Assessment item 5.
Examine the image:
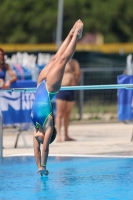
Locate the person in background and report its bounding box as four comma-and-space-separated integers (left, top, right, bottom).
56, 58, 80, 142
31, 20, 83, 176
0, 48, 17, 88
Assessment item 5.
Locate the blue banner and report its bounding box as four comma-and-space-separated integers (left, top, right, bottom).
1, 80, 37, 125
118, 75, 133, 121
1, 91, 35, 124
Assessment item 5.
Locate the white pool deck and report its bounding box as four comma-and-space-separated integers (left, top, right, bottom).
3, 122, 133, 157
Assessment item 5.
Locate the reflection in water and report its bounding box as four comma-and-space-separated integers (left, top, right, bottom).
35, 176, 49, 193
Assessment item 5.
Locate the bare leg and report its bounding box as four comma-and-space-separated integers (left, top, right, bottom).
55, 22, 77, 57
37, 21, 78, 85
46, 21, 83, 92
38, 20, 83, 90
55, 99, 67, 142
63, 101, 75, 141
33, 130, 41, 168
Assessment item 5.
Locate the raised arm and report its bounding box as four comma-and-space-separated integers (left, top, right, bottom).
41, 116, 53, 169
33, 130, 41, 169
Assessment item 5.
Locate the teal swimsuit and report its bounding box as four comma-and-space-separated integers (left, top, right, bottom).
31, 79, 58, 128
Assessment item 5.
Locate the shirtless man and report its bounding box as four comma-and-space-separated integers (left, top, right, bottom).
56, 58, 80, 142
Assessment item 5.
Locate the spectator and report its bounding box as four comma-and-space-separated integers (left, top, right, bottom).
0, 48, 17, 88
56, 58, 81, 142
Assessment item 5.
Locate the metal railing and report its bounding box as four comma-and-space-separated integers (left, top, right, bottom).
78, 66, 125, 120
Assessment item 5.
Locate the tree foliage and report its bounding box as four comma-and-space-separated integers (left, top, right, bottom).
0, 0, 133, 43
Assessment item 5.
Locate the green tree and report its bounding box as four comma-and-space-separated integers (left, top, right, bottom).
0, 0, 57, 43
0, 0, 133, 43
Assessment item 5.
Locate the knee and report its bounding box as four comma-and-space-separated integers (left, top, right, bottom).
56, 111, 64, 119
64, 111, 71, 118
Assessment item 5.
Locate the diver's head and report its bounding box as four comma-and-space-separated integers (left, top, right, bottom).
35, 127, 57, 144
35, 132, 44, 144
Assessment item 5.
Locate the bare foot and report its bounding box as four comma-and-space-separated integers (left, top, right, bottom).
76, 19, 83, 40
70, 19, 83, 37
56, 136, 62, 142
64, 137, 76, 141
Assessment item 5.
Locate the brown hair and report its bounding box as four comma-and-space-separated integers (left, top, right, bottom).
50, 127, 57, 144
0, 48, 5, 62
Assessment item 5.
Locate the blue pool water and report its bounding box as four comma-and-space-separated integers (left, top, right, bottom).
0, 156, 133, 200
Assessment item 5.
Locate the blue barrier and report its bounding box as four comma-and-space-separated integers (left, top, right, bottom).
1, 81, 37, 124
10, 80, 37, 88
118, 75, 133, 121
12, 65, 32, 80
